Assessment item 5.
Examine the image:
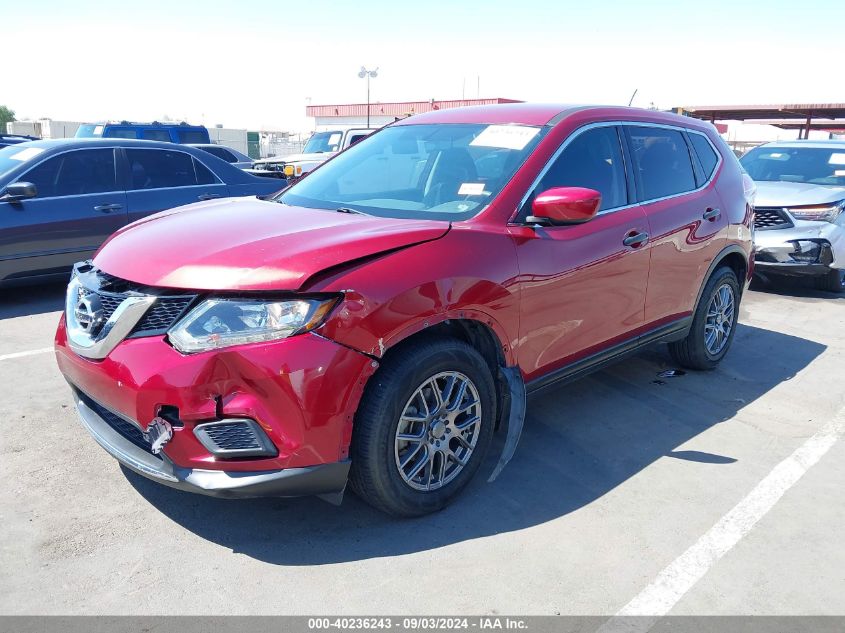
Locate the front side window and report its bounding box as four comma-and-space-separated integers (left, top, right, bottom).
628, 126, 697, 200
740, 146, 845, 186
530, 126, 627, 213
21, 149, 117, 197
104, 128, 138, 139
278, 123, 548, 221
125, 149, 212, 190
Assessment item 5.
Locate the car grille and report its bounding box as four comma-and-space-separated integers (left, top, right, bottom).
753, 207, 793, 230
77, 390, 155, 456
129, 297, 195, 337
74, 264, 197, 339
97, 294, 125, 321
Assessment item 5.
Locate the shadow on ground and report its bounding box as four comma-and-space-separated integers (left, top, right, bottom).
750, 274, 844, 301
0, 282, 67, 319
125, 322, 825, 565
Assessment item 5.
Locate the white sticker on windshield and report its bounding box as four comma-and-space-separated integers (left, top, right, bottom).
470, 125, 539, 151
458, 182, 486, 196
94, 125, 104, 136
828, 153, 845, 165
9, 147, 44, 162
835, 170, 845, 177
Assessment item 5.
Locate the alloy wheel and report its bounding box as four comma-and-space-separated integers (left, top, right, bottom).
394, 371, 482, 491
704, 283, 735, 355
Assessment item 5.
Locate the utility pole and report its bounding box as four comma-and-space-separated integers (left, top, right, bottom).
358, 66, 379, 128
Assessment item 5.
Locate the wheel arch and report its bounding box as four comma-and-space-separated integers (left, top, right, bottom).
367, 315, 526, 481
694, 245, 749, 313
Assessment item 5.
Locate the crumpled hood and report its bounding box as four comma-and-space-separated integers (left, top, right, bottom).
254, 152, 334, 166
94, 197, 450, 291
753, 181, 845, 207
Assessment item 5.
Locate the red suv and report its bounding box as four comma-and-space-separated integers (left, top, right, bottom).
55, 105, 754, 517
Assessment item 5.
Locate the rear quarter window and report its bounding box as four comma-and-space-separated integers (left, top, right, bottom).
689, 132, 720, 179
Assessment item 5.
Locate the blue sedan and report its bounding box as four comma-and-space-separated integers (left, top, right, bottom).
0, 139, 286, 286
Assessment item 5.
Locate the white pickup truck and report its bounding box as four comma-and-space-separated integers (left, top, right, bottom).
254, 128, 376, 181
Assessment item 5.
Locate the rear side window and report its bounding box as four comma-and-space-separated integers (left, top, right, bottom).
125, 149, 216, 189
177, 130, 209, 144
627, 127, 697, 200
689, 132, 719, 179
22, 149, 117, 197
202, 146, 237, 162
534, 126, 628, 211
347, 133, 369, 147
141, 129, 171, 142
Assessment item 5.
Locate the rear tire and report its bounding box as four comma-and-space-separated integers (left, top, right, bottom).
813, 268, 845, 294
349, 338, 496, 517
669, 266, 740, 370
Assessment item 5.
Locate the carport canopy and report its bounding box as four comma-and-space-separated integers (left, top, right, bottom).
676, 103, 845, 138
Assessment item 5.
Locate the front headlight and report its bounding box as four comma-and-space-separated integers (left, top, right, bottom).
788, 200, 845, 223
168, 297, 337, 353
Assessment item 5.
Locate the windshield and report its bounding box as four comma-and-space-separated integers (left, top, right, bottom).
740, 145, 845, 186
0, 143, 47, 179
75, 124, 102, 138
303, 131, 344, 154
278, 123, 548, 221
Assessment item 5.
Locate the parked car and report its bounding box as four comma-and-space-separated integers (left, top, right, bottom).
0, 139, 284, 286
76, 121, 210, 144
0, 134, 40, 148
55, 105, 753, 516
187, 144, 254, 169
740, 140, 845, 292
253, 128, 375, 181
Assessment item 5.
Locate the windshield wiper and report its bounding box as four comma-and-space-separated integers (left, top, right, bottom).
336, 207, 369, 215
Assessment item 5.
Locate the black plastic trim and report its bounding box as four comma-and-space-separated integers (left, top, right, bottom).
526, 317, 692, 397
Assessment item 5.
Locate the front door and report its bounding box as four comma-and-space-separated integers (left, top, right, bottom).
512, 125, 651, 382
0, 148, 127, 281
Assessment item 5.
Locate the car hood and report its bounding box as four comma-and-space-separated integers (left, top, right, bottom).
753, 181, 845, 207
93, 197, 450, 291
254, 152, 334, 165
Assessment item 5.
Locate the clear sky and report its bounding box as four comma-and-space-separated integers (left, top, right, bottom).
2, 0, 842, 132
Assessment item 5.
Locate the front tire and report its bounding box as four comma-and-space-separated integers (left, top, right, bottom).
349, 338, 496, 517
669, 266, 740, 370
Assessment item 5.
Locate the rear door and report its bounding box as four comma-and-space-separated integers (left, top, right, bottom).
511, 124, 651, 382
122, 148, 229, 224
0, 148, 127, 281
623, 125, 727, 325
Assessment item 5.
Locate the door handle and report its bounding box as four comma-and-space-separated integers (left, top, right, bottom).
197, 193, 222, 201
94, 203, 123, 213
703, 207, 721, 221
623, 231, 649, 248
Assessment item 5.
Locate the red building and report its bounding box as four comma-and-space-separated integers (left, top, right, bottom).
306, 98, 523, 128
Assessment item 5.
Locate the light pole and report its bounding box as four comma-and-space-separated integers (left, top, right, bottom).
358, 66, 378, 128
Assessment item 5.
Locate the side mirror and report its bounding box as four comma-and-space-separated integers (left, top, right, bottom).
1, 182, 37, 203
526, 187, 601, 226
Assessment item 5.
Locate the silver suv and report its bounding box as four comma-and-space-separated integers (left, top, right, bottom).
740, 140, 845, 293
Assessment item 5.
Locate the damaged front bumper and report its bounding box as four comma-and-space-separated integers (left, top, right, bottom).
72, 387, 351, 498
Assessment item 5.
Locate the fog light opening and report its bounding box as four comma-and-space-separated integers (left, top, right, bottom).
789, 240, 822, 264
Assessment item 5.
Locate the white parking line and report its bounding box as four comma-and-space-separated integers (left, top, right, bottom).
599, 405, 845, 632
0, 347, 54, 362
